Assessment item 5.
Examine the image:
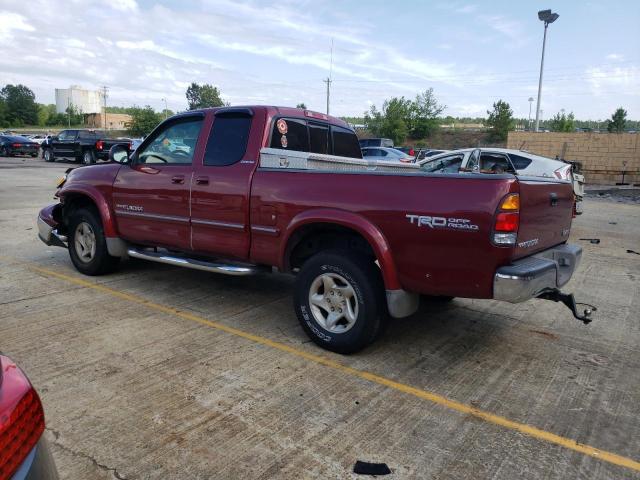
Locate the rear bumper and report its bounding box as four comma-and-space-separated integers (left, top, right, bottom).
494, 244, 582, 303
11, 437, 59, 480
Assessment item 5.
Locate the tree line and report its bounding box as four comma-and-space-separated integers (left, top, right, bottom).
363, 90, 632, 144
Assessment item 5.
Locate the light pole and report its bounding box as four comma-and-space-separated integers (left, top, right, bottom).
528, 97, 534, 130
162, 97, 168, 119
534, 9, 559, 132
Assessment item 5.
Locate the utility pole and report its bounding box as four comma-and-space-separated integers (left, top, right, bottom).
67, 96, 71, 127
534, 9, 559, 132
324, 38, 334, 115
101, 85, 109, 130
528, 97, 534, 130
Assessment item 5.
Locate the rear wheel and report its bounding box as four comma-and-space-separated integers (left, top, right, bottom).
82, 150, 95, 165
43, 149, 54, 162
294, 251, 386, 354
68, 208, 119, 275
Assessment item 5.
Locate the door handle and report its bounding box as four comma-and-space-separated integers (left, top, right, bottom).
171, 175, 185, 184
550, 193, 558, 206
195, 176, 209, 185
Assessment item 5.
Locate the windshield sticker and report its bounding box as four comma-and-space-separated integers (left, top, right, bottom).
406, 214, 479, 231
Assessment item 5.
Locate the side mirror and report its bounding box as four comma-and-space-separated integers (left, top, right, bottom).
109, 144, 130, 164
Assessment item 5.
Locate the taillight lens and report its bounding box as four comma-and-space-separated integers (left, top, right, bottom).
493, 193, 519, 246
12, 143, 21, 148
96, 140, 104, 151
0, 355, 45, 480
128, 141, 133, 151
554, 164, 572, 180
409, 148, 415, 156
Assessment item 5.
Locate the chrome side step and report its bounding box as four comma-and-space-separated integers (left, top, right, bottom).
126, 248, 263, 276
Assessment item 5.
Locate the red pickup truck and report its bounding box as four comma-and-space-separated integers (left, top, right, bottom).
37, 106, 593, 353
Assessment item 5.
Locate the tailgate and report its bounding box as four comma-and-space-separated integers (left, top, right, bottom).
515, 177, 574, 259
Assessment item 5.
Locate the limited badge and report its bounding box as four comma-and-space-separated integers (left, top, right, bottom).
280, 135, 288, 148
276, 119, 288, 135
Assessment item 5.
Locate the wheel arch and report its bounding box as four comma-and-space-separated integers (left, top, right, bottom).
59, 187, 117, 238
280, 209, 401, 291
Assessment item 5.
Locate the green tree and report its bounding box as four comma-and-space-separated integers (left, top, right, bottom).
406, 88, 445, 138
0, 84, 38, 126
364, 97, 411, 144
0, 98, 8, 128
550, 111, 575, 132
296, 103, 307, 109
486, 100, 515, 142
127, 106, 162, 136
607, 107, 627, 133
186, 83, 224, 110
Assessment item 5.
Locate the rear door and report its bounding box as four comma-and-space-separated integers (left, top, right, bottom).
112, 114, 204, 251
190, 107, 261, 259
515, 178, 574, 258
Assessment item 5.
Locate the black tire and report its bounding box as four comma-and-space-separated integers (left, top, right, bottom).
0, 146, 7, 157
294, 250, 386, 354
43, 149, 54, 162
82, 150, 96, 165
67, 208, 120, 275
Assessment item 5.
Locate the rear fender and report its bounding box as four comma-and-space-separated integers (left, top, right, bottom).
280, 209, 401, 291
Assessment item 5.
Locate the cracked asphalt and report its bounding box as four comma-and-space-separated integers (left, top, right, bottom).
1, 156, 639, 479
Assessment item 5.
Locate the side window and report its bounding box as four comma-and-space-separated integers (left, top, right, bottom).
331, 126, 361, 158
58, 130, 76, 141
78, 131, 94, 140
137, 117, 203, 165
309, 122, 329, 154
421, 154, 464, 173
480, 153, 514, 174
270, 118, 309, 152
509, 153, 533, 170
203, 114, 252, 166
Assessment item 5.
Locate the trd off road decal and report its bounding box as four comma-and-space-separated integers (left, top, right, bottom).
116, 204, 144, 212
406, 214, 479, 231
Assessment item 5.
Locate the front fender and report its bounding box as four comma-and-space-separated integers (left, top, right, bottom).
59, 183, 118, 238
280, 208, 401, 291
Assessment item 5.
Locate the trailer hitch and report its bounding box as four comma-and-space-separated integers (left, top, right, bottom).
538, 290, 597, 324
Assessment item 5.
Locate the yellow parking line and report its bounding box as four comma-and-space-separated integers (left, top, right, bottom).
22, 263, 640, 473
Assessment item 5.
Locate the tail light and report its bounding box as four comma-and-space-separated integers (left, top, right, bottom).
554, 164, 572, 180
400, 157, 412, 163
128, 141, 133, 151
409, 148, 415, 156
12, 143, 21, 148
0, 356, 45, 480
492, 193, 519, 246
96, 140, 104, 151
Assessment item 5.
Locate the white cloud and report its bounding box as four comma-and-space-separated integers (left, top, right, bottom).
606, 53, 625, 62
0, 11, 34, 41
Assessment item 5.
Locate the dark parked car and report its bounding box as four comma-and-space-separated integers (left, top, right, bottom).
358, 138, 394, 148
0, 354, 58, 479
42, 129, 132, 165
0, 135, 40, 157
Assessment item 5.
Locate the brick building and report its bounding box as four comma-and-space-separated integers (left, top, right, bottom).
85, 113, 132, 130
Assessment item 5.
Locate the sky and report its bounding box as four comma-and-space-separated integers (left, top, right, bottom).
1, 0, 639, 120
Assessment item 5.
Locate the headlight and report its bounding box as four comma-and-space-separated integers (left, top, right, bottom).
56, 174, 67, 188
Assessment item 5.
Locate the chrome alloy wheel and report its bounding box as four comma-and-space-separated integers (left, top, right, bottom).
74, 221, 96, 263
308, 272, 359, 333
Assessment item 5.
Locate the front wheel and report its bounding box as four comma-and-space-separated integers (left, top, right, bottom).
294, 251, 386, 354
68, 208, 120, 275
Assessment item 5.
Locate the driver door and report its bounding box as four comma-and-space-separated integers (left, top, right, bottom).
112, 114, 205, 250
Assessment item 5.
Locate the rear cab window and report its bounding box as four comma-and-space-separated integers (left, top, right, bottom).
508, 153, 533, 170
269, 117, 361, 158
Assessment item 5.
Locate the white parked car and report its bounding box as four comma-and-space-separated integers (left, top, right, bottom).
418, 148, 584, 213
